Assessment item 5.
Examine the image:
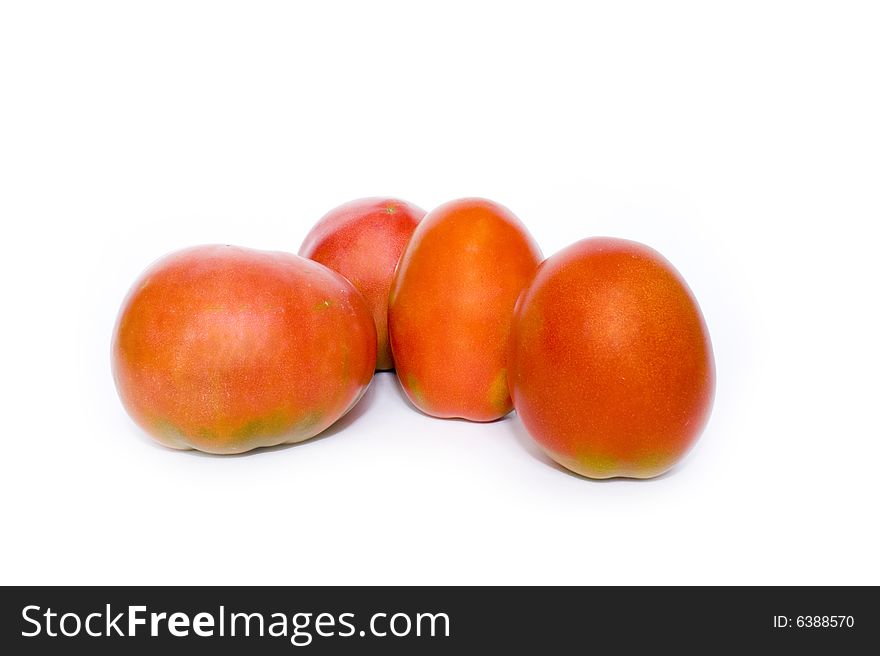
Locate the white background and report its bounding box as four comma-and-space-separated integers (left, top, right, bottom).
1, 1, 878, 585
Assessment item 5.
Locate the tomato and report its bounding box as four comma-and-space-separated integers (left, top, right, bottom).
299, 197, 425, 370
388, 198, 542, 421
509, 238, 715, 478
111, 245, 376, 454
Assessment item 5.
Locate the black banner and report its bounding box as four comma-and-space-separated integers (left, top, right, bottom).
1, 586, 875, 653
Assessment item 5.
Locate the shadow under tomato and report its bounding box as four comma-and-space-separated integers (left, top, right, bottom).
507, 413, 680, 483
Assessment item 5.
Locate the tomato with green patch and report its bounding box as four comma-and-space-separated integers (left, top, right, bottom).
112, 245, 377, 454
508, 238, 715, 479
388, 198, 542, 421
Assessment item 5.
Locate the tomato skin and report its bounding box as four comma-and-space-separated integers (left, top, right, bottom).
509, 238, 715, 479
299, 198, 425, 371
388, 198, 542, 421
111, 245, 376, 454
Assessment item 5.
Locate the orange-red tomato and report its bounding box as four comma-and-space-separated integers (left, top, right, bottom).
112, 245, 376, 454
299, 197, 425, 370
509, 238, 715, 478
388, 198, 542, 421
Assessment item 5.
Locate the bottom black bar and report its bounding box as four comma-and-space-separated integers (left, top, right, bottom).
1, 586, 875, 653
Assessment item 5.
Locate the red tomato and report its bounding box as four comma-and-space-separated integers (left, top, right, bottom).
509, 238, 715, 478
299, 197, 425, 370
388, 198, 542, 421
112, 245, 376, 454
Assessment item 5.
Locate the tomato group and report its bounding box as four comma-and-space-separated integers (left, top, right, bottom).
113, 201, 715, 477
508, 238, 715, 478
